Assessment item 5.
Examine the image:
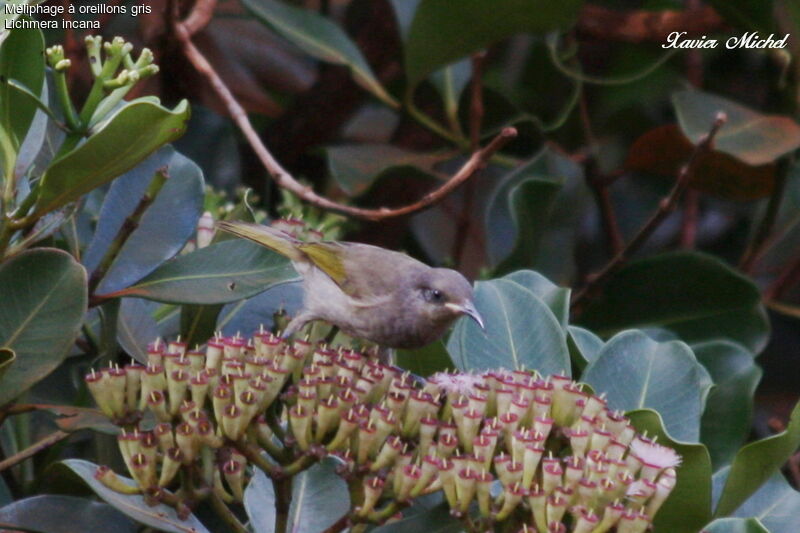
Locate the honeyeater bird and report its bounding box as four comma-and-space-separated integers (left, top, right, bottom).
217, 221, 484, 349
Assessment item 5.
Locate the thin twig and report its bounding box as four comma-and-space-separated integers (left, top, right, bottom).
173, 16, 517, 221
180, 0, 217, 36
0, 430, 70, 472
765, 253, 800, 300
572, 112, 728, 310
209, 489, 248, 533
579, 94, 623, 256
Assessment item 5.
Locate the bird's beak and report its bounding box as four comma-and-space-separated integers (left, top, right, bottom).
446, 301, 485, 330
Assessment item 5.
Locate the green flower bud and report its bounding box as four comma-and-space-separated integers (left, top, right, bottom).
455, 467, 477, 514
545, 492, 568, 527
495, 481, 526, 521
356, 477, 384, 517
95, 465, 141, 494
222, 458, 245, 501
158, 447, 183, 487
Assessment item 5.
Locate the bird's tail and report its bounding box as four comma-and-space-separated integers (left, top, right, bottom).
216, 221, 304, 261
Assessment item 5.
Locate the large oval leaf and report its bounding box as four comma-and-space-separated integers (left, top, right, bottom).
217, 281, 303, 336
34, 99, 190, 216
116, 298, 160, 364
101, 240, 299, 304
0, 249, 86, 406
579, 252, 770, 353
242, 0, 397, 108
0, 495, 137, 533
244, 469, 276, 533
62, 459, 209, 533
703, 517, 768, 532
446, 278, 570, 375
405, 0, 582, 87
714, 399, 800, 518
727, 472, 800, 533
627, 409, 713, 533
695, 340, 761, 469
286, 459, 349, 533
503, 270, 570, 328
583, 330, 712, 441
95, 151, 204, 294
673, 90, 800, 166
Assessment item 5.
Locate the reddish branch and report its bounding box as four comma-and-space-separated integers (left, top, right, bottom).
173, 8, 516, 221
572, 112, 728, 311
577, 4, 727, 44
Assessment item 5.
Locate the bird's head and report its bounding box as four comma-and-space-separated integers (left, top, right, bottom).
415, 268, 484, 329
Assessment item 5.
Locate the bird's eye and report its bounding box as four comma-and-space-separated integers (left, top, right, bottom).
424, 288, 444, 303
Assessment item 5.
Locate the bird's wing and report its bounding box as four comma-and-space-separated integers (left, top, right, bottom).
297, 241, 352, 291
216, 221, 303, 261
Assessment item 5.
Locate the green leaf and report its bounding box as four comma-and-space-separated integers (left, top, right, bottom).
673, 90, 800, 166
503, 270, 570, 327
0, 249, 86, 406
0, 348, 15, 382
117, 298, 160, 364
705, 0, 775, 33
217, 282, 303, 336
695, 340, 761, 470
405, 0, 582, 87
495, 177, 564, 274
430, 59, 471, 130
388, 0, 421, 41
446, 278, 570, 375
0, 23, 44, 148
579, 251, 770, 353
372, 495, 461, 532
244, 469, 275, 533
583, 330, 712, 441
702, 517, 769, 533
728, 472, 800, 533
325, 144, 444, 197
286, 459, 349, 533
397, 340, 453, 377
180, 304, 222, 348
34, 99, 190, 216
627, 409, 713, 533
567, 325, 603, 368
95, 150, 205, 294
101, 240, 299, 305
61, 459, 209, 533
0, 495, 138, 533
242, 0, 398, 108
714, 399, 800, 517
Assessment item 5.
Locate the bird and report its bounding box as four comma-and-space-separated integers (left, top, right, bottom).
216, 220, 484, 349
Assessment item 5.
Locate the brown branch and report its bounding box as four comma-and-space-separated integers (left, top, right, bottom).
572, 111, 728, 311
577, 4, 726, 44
765, 253, 800, 301
181, 0, 217, 37
0, 430, 70, 472
173, 13, 517, 222
740, 159, 791, 273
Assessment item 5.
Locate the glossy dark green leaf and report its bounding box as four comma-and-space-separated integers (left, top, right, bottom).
702, 517, 769, 533
695, 340, 762, 469
388, 0, 421, 41
579, 252, 770, 353
405, 0, 582, 87
117, 298, 160, 364
0, 23, 44, 147
96, 151, 204, 294
673, 90, 800, 166
371, 494, 461, 532
0, 249, 86, 406
34, 99, 190, 216
495, 177, 564, 274
502, 270, 570, 327
0, 495, 138, 533
62, 459, 209, 533
244, 469, 275, 533
101, 240, 299, 305
430, 59, 471, 131
627, 409, 713, 533
447, 278, 570, 375
397, 340, 453, 377
218, 281, 303, 336
325, 144, 443, 197
583, 330, 712, 441
181, 304, 222, 348
705, 0, 775, 33
715, 399, 800, 517
286, 459, 349, 533
728, 472, 800, 533
243, 0, 397, 107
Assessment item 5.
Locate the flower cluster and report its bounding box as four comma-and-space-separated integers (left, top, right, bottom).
86, 333, 679, 531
